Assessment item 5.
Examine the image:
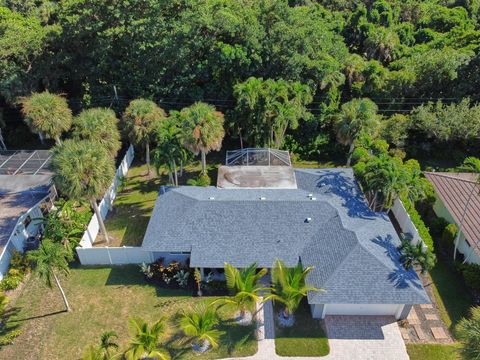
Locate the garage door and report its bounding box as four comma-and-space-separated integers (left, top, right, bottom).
325, 304, 402, 316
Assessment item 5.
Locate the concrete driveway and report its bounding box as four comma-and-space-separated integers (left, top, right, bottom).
224, 301, 409, 360
323, 315, 409, 360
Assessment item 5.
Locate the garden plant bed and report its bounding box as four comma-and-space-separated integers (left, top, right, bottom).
0, 265, 256, 360
273, 300, 329, 357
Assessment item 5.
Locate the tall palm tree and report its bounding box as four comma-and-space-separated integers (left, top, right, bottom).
179, 303, 222, 351
456, 306, 480, 360
82, 331, 120, 360
21, 91, 72, 145
27, 240, 71, 312
218, 263, 270, 321
178, 102, 224, 175
51, 139, 115, 244
152, 119, 187, 186
269, 259, 319, 323
72, 108, 121, 158
334, 98, 380, 166
123, 99, 166, 174
124, 318, 170, 360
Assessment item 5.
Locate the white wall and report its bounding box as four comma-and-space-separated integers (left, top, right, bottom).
79, 145, 134, 248
391, 198, 428, 251
76, 247, 153, 265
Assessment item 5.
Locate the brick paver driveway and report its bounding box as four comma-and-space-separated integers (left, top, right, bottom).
324, 315, 409, 360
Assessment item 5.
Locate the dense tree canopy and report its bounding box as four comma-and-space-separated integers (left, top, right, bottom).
2, 0, 480, 162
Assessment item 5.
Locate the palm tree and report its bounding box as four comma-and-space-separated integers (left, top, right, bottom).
152, 119, 187, 186
179, 303, 222, 351
334, 98, 380, 166
456, 306, 480, 360
218, 263, 270, 322
124, 318, 170, 360
72, 108, 121, 158
363, 154, 405, 211
82, 331, 120, 360
178, 102, 224, 175
51, 139, 115, 244
21, 91, 72, 145
27, 240, 71, 312
123, 99, 166, 175
269, 259, 319, 323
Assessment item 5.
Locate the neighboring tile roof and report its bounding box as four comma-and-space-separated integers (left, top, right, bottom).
424, 172, 480, 257
142, 168, 430, 305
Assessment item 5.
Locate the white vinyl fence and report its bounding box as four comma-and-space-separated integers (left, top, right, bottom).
78, 145, 134, 249
390, 198, 426, 249
76, 246, 152, 265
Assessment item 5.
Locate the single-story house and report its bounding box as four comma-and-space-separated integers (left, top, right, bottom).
0, 150, 56, 279
142, 151, 429, 319
425, 172, 480, 264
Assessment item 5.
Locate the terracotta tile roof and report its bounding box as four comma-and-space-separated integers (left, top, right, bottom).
424, 172, 480, 257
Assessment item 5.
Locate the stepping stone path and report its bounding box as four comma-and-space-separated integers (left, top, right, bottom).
413, 325, 427, 340
431, 327, 448, 340
425, 313, 439, 321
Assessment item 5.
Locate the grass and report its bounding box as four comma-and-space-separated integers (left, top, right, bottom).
0, 265, 256, 360
99, 159, 221, 247
427, 254, 474, 334
406, 344, 461, 360
274, 300, 329, 357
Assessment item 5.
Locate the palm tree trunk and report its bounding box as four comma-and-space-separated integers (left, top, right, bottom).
454, 184, 476, 260
283, 307, 290, 319
146, 142, 151, 175
201, 150, 206, 175
173, 160, 178, 186
53, 271, 71, 312
168, 171, 174, 185
55, 135, 62, 145
180, 160, 184, 177
91, 199, 109, 245
346, 142, 355, 166
239, 128, 244, 149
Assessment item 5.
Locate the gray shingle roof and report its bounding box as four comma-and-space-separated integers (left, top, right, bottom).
142, 168, 430, 305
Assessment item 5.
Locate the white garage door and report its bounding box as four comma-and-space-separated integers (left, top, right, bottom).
325, 304, 402, 317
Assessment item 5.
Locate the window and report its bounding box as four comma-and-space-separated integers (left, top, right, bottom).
169, 252, 190, 255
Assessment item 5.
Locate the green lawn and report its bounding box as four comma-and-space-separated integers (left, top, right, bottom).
407, 344, 461, 360
428, 255, 474, 333
274, 301, 329, 357
0, 265, 256, 360
100, 159, 221, 247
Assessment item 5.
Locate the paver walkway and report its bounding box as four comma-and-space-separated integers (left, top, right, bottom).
224, 298, 409, 360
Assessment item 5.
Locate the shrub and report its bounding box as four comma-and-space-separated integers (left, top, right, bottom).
456, 306, 480, 360
9, 250, 30, 274
401, 196, 434, 251
429, 216, 449, 238
187, 174, 211, 186
461, 263, 480, 291
0, 269, 24, 291
442, 223, 458, 247
398, 238, 436, 273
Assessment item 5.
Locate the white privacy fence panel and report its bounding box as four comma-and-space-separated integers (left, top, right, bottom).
391, 198, 426, 249
77, 247, 152, 265
79, 145, 134, 248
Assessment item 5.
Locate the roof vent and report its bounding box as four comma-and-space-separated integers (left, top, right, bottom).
310, 197, 317, 201
208, 197, 215, 200
305, 217, 312, 223
260, 196, 266, 200
308, 193, 313, 197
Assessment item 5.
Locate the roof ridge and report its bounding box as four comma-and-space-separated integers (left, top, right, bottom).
425, 171, 479, 184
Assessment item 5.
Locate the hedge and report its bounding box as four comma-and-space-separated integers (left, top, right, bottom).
400, 195, 434, 251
